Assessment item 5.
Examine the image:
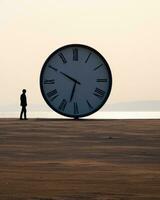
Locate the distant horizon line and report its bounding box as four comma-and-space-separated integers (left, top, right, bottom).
0, 111, 160, 119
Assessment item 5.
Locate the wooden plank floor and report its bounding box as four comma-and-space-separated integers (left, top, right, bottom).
0, 119, 160, 200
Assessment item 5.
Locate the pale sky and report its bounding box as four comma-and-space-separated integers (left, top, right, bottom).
0, 0, 160, 111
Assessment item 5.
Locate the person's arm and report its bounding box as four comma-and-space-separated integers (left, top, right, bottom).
25, 95, 27, 106
20, 95, 22, 106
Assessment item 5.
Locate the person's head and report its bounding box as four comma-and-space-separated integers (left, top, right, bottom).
22, 89, 26, 94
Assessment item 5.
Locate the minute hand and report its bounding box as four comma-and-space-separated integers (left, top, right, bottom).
70, 82, 76, 102
60, 72, 81, 85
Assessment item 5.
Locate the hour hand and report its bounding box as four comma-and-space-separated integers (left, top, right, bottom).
60, 72, 81, 85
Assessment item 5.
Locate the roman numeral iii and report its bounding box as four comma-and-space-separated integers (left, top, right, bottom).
93, 88, 105, 99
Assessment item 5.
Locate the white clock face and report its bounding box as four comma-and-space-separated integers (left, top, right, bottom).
40, 44, 112, 118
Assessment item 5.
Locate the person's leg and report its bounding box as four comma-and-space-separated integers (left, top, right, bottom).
24, 107, 27, 119
20, 107, 23, 119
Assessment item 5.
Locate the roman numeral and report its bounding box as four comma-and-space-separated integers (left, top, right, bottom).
85, 52, 92, 63
73, 48, 78, 61
94, 64, 103, 71
47, 89, 58, 98
86, 100, 93, 109
59, 99, 67, 111
44, 79, 55, 84
48, 65, 58, 71
94, 88, 105, 99
59, 53, 67, 64
96, 79, 107, 82
74, 102, 79, 114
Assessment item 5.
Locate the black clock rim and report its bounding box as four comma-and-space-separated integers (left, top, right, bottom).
40, 44, 112, 118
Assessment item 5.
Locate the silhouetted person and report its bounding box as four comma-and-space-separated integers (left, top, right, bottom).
20, 89, 27, 120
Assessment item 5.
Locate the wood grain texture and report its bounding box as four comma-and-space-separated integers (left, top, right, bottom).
0, 119, 160, 200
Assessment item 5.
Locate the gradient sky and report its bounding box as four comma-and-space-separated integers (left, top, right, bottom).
0, 0, 160, 111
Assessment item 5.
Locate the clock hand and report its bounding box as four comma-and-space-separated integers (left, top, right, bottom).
60, 72, 81, 85
70, 82, 77, 102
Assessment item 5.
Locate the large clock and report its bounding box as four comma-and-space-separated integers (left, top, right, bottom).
40, 44, 112, 118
